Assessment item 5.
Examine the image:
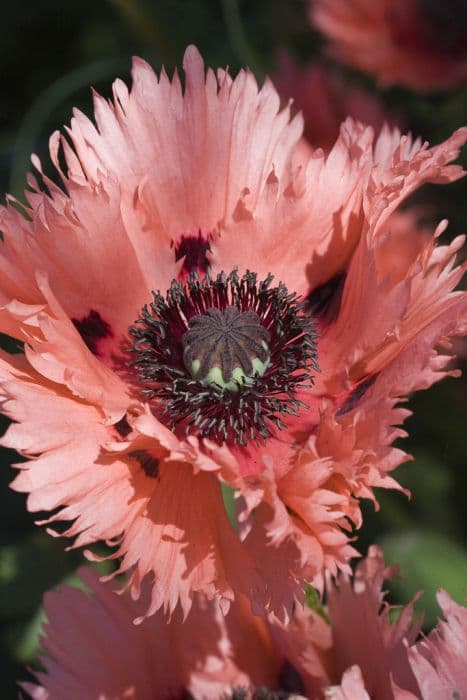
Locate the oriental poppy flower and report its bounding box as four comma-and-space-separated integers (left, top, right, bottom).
310, 0, 467, 92
1, 46, 467, 621
22, 547, 467, 699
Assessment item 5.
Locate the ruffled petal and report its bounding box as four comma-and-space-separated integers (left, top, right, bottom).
22, 569, 239, 700
21, 276, 129, 421
326, 546, 422, 697
0, 167, 172, 349
106, 457, 269, 620
320, 214, 467, 393
326, 666, 371, 700
211, 124, 467, 303
210, 119, 374, 296
408, 590, 467, 698
66, 46, 303, 241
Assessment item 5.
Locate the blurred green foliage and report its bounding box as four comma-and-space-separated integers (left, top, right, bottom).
0, 1, 466, 697
382, 531, 467, 628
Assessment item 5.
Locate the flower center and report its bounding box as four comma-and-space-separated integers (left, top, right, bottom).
130, 270, 318, 446
183, 306, 271, 391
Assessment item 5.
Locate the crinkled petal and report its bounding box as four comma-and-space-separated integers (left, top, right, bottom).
0, 166, 173, 349
22, 569, 247, 700
66, 46, 303, 240
210, 119, 374, 296
326, 546, 422, 697
326, 666, 371, 700
320, 215, 467, 392
106, 457, 269, 621
408, 590, 467, 698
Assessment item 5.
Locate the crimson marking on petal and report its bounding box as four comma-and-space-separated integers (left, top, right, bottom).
306, 273, 345, 324
174, 231, 211, 276
336, 375, 378, 417
114, 416, 132, 437
129, 450, 159, 478
277, 661, 306, 695
72, 310, 113, 356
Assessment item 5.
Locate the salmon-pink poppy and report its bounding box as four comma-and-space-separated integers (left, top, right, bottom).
1, 46, 467, 621
310, 0, 467, 92
22, 548, 467, 699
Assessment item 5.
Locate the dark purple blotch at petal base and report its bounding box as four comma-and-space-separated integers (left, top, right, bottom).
72, 310, 113, 355
129, 450, 159, 478
114, 416, 132, 438
174, 232, 211, 275
306, 273, 345, 324
336, 374, 378, 417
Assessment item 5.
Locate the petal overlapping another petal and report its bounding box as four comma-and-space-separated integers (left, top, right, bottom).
211, 121, 467, 300
102, 458, 269, 621
0, 169, 171, 351
65, 46, 303, 240
22, 569, 248, 700
210, 118, 374, 295
320, 213, 467, 392
22, 548, 467, 698
1, 355, 275, 618
326, 547, 422, 696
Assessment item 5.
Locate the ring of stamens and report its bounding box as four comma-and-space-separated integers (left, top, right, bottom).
130, 270, 318, 446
